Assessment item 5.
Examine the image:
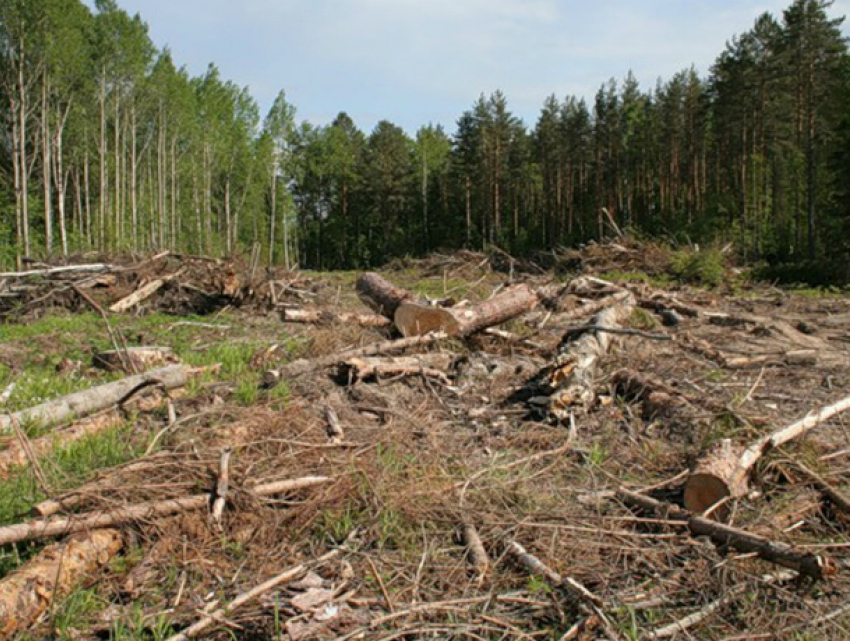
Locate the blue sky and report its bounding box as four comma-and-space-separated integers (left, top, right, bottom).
85, 0, 850, 135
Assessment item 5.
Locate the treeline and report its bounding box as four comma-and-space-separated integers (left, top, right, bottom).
2, 0, 849, 277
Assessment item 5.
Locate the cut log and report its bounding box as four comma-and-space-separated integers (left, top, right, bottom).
0, 529, 122, 640
394, 302, 460, 337
109, 276, 172, 313
281, 308, 392, 328
452, 284, 539, 336
461, 523, 490, 578
0, 364, 187, 433
684, 394, 850, 514
356, 272, 415, 317
338, 354, 453, 384
617, 489, 832, 580
0, 476, 332, 547
93, 346, 177, 373
262, 333, 448, 388
683, 439, 748, 515
545, 293, 636, 418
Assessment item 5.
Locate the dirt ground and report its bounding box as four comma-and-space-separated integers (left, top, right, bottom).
1, 242, 850, 640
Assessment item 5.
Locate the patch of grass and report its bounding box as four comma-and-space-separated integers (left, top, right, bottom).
53, 587, 109, 640
629, 307, 658, 331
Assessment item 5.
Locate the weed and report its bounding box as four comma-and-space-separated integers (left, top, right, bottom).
53, 588, 107, 640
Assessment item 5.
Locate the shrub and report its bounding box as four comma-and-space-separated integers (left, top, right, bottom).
670, 247, 726, 286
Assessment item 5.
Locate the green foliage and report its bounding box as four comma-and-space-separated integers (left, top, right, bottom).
670, 247, 726, 287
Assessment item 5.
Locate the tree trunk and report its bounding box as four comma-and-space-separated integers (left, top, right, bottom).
356, 272, 416, 317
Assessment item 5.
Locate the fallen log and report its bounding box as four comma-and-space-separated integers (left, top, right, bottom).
0, 476, 332, 546
338, 354, 453, 384
0, 529, 122, 640
356, 272, 415, 317
261, 332, 448, 388
684, 394, 850, 513
0, 263, 113, 279
545, 293, 636, 418
0, 364, 187, 433
281, 308, 392, 328
461, 523, 490, 578
617, 489, 833, 580
109, 277, 169, 313
450, 284, 539, 337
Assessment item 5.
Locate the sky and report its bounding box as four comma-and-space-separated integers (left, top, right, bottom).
84, 0, 850, 135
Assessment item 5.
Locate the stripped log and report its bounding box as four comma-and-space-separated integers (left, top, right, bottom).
0, 476, 332, 546
0, 529, 122, 640
0, 364, 187, 433
684, 394, 850, 513
617, 489, 833, 580
281, 308, 392, 328
356, 272, 415, 317
545, 293, 636, 418
339, 354, 453, 385
262, 332, 448, 388
109, 272, 181, 313
0, 263, 113, 279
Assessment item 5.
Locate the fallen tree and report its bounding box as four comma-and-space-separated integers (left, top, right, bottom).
544, 292, 636, 419
684, 394, 850, 513
0, 529, 122, 640
281, 308, 392, 328
0, 364, 187, 433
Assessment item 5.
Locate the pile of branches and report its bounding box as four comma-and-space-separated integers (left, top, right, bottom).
2, 254, 850, 640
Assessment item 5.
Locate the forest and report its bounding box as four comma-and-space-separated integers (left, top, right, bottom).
1, 0, 849, 280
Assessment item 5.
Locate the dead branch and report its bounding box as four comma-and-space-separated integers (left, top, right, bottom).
0, 529, 122, 640
616, 489, 833, 580
324, 406, 344, 443
109, 276, 170, 313
281, 308, 392, 328
0, 263, 113, 279
684, 394, 850, 513
166, 545, 346, 641
0, 364, 187, 433
211, 448, 232, 529
0, 476, 332, 546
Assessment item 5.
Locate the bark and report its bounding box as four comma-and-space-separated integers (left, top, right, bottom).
684, 394, 850, 514
461, 523, 490, 578
451, 284, 539, 336
0, 364, 187, 433
545, 294, 636, 418
0, 529, 122, 640
355, 272, 415, 317
0, 476, 332, 547
617, 489, 832, 580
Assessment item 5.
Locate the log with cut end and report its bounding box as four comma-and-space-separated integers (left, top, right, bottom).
0, 476, 332, 547
545, 293, 636, 418
356, 272, 415, 317
0, 364, 187, 433
683, 439, 748, 515
0, 529, 122, 640
394, 302, 461, 337
684, 394, 850, 514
